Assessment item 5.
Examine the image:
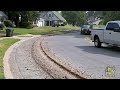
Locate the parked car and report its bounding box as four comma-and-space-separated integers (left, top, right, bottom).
80, 25, 93, 35
52, 21, 60, 27
52, 23, 60, 27
91, 21, 120, 48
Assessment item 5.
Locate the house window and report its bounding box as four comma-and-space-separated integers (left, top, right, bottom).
49, 14, 51, 17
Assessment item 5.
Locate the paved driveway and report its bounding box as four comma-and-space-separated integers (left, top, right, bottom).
43, 32, 120, 79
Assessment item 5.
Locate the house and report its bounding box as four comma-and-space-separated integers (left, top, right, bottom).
33, 11, 66, 27
0, 11, 8, 22
33, 18, 45, 27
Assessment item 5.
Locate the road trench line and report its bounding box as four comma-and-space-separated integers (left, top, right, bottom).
33, 36, 86, 79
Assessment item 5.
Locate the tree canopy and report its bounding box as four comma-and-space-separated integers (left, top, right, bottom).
3, 11, 40, 28
61, 11, 87, 26
87, 11, 120, 25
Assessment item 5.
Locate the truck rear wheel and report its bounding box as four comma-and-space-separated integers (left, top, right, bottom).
94, 37, 101, 48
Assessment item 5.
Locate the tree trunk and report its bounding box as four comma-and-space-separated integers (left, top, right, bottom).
72, 22, 75, 26
15, 14, 19, 27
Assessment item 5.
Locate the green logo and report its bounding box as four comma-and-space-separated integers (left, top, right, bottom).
105, 66, 115, 79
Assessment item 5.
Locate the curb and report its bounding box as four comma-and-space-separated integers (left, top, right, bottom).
3, 36, 41, 79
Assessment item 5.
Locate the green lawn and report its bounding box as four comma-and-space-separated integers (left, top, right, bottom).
0, 34, 5, 37
1, 25, 80, 35
0, 38, 20, 79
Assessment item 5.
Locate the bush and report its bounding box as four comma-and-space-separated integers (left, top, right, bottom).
99, 20, 104, 25
63, 22, 67, 26
32, 24, 38, 28
20, 22, 33, 29
4, 20, 13, 27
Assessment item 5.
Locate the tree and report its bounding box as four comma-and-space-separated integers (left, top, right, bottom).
61, 11, 87, 26
3, 11, 40, 28
103, 11, 120, 24
3, 11, 20, 27
93, 11, 120, 25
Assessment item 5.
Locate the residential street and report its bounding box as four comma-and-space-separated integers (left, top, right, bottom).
4, 32, 120, 79
42, 32, 120, 79
2, 11, 120, 79
4, 36, 78, 79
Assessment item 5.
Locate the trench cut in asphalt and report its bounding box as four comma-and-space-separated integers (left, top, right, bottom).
41, 32, 120, 79
4, 36, 84, 79
5, 32, 120, 79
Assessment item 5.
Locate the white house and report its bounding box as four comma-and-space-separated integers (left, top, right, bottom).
37, 18, 45, 27
33, 11, 66, 27
33, 18, 45, 27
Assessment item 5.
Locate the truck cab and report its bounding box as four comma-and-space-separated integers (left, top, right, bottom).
91, 21, 120, 47
104, 21, 120, 45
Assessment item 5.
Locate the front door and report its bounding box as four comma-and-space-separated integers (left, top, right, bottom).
110, 23, 120, 45
104, 23, 114, 44
46, 21, 49, 26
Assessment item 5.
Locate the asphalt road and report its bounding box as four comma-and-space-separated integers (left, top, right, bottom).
43, 32, 120, 79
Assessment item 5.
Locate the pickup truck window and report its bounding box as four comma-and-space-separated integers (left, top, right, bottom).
106, 23, 119, 31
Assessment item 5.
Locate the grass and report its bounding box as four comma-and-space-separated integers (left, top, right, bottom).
0, 38, 20, 79
0, 34, 5, 37
1, 25, 80, 35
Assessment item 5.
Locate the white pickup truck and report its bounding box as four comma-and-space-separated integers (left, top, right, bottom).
91, 21, 120, 48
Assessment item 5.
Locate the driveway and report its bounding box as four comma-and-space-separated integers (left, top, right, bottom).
42, 32, 120, 79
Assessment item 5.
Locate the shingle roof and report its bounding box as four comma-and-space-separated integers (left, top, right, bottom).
40, 11, 47, 18
52, 11, 66, 22
40, 11, 66, 22
0, 11, 8, 18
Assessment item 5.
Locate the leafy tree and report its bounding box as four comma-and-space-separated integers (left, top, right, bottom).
94, 11, 120, 25
3, 11, 40, 28
103, 11, 120, 24
61, 11, 87, 26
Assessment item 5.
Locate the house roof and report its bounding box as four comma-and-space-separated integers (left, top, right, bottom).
0, 11, 8, 18
52, 11, 66, 22
40, 11, 46, 18
40, 11, 66, 22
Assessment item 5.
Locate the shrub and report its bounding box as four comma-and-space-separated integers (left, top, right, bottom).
4, 20, 13, 27
20, 22, 33, 29
63, 22, 67, 26
99, 20, 104, 25
32, 24, 38, 28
